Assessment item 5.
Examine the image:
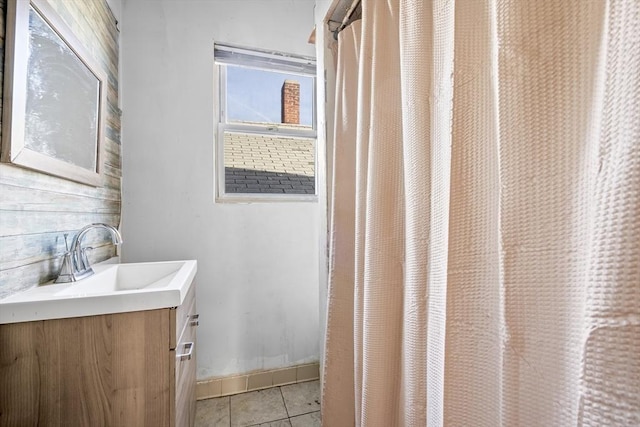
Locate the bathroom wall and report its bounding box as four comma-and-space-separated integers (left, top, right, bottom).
120, 0, 321, 379
0, 0, 122, 298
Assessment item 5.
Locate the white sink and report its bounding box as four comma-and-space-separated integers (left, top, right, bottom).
56, 261, 185, 296
0, 259, 197, 324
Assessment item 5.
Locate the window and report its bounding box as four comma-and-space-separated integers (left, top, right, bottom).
215, 43, 317, 200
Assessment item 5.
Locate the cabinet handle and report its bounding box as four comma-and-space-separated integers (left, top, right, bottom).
177, 342, 194, 361
190, 314, 200, 327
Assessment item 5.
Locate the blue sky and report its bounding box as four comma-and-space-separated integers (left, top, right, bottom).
226, 66, 314, 126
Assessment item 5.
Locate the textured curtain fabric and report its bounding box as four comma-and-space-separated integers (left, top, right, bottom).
322, 0, 639, 426
323, 20, 361, 425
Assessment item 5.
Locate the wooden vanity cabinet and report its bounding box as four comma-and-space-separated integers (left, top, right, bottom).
0, 284, 198, 427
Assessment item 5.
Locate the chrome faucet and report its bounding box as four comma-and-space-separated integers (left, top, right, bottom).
55, 223, 123, 283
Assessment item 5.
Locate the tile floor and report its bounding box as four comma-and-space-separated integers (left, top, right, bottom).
195, 380, 321, 427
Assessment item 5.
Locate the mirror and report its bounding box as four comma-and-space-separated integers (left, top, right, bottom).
1, 0, 107, 186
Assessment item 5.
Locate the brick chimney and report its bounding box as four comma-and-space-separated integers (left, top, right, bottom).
281, 80, 300, 124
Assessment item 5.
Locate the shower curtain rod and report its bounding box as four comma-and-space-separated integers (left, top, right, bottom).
331, 0, 361, 39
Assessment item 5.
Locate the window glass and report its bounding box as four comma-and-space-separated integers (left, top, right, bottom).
224, 131, 315, 195
226, 66, 314, 128
215, 44, 316, 200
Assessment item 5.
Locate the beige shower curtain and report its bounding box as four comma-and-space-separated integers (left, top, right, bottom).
322, 0, 639, 426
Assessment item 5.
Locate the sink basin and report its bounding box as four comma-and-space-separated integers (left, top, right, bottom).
57, 261, 185, 296
0, 259, 197, 324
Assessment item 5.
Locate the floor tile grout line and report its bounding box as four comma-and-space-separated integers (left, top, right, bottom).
289, 409, 321, 419
279, 386, 291, 419
246, 417, 290, 427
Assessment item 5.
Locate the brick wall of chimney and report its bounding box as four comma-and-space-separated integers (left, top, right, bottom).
281, 80, 300, 124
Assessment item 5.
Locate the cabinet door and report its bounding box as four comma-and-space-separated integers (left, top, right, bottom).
0, 310, 172, 426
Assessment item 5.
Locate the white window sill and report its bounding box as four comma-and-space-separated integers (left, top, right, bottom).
215, 193, 318, 204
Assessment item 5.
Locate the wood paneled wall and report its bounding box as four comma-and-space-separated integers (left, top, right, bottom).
0, 0, 121, 298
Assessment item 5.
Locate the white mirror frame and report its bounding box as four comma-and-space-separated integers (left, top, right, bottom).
1, 0, 107, 186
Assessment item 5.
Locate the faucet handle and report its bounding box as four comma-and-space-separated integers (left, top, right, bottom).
55, 252, 76, 283
79, 247, 94, 271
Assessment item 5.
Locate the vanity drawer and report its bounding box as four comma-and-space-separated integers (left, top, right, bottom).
170, 283, 196, 349
175, 321, 197, 427
169, 284, 198, 427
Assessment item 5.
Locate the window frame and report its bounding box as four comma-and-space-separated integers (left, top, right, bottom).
214, 43, 318, 202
